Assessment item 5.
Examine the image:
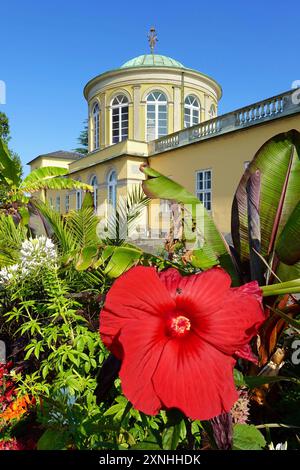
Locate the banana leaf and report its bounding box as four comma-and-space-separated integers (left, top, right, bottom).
232, 130, 300, 276
140, 165, 239, 284
276, 200, 300, 265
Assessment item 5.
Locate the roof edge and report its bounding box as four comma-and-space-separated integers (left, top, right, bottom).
83, 66, 222, 100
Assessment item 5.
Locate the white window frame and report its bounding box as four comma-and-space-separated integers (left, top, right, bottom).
92, 103, 100, 150
111, 94, 129, 144
90, 175, 98, 211
55, 195, 60, 212
208, 104, 216, 119
76, 189, 82, 210
65, 194, 70, 213
107, 170, 117, 210
184, 95, 200, 128
195, 169, 212, 212
146, 91, 168, 142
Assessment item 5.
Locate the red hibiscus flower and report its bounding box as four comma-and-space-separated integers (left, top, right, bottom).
99, 266, 265, 420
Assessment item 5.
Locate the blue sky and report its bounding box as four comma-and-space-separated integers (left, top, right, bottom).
1, 0, 299, 174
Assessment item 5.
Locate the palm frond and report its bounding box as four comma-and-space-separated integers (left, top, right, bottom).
65, 207, 100, 248
0, 214, 27, 267
32, 199, 76, 255
22, 177, 93, 193
22, 166, 69, 185
105, 184, 150, 244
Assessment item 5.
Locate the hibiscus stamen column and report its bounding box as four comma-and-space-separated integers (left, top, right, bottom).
169, 315, 191, 337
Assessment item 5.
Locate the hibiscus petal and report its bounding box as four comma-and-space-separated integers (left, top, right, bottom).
158, 268, 183, 299
193, 282, 264, 356
100, 266, 175, 355
160, 267, 232, 317
152, 333, 238, 420
117, 318, 168, 415
235, 343, 258, 364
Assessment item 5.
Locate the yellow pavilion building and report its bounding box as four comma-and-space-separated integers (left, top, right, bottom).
28, 41, 300, 239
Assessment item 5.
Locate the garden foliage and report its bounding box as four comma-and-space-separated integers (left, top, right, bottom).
0, 131, 300, 450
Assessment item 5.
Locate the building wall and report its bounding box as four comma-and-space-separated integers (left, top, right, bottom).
36, 113, 300, 236
148, 114, 300, 233
86, 68, 220, 151
30, 157, 76, 171
46, 155, 147, 216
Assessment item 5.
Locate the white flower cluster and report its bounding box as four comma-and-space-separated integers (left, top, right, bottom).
20, 236, 57, 270
269, 441, 288, 450
0, 264, 19, 284
0, 236, 57, 285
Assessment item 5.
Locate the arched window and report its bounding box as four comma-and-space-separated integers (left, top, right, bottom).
146, 91, 167, 141
184, 95, 200, 128
76, 179, 83, 210
90, 175, 98, 210
111, 95, 128, 144
65, 194, 70, 213
92, 103, 100, 150
209, 104, 216, 119
76, 190, 82, 210
107, 170, 117, 210
56, 195, 61, 212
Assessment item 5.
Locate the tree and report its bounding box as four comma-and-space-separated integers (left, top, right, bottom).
74, 119, 88, 154
0, 137, 92, 220
0, 112, 22, 177
0, 112, 10, 143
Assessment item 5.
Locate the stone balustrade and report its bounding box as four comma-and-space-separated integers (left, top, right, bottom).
150, 89, 299, 154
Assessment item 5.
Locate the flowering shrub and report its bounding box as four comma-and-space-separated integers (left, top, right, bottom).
1, 131, 300, 450
0, 362, 16, 413
0, 236, 57, 285
0, 437, 24, 450
0, 362, 36, 450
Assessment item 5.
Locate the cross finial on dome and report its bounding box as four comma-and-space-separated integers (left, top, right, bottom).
148, 27, 158, 54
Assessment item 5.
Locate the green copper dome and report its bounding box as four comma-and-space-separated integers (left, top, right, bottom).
121, 54, 185, 69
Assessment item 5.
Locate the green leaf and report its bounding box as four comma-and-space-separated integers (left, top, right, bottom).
75, 244, 98, 271
131, 431, 162, 450
233, 369, 246, 387
141, 165, 238, 284
244, 375, 300, 388
0, 137, 21, 186
232, 130, 300, 268
24, 176, 92, 192
276, 200, 300, 264
232, 424, 266, 450
104, 246, 142, 278
190, 247, 219, 269
66, 207, 99, 249
81, 191, 94, 209
37, 429, 69, 450
101, 245, 115, 261
162, 422, 184, 450
18, 206, 30, 226
267, 306, 300, 330
234, 369, 299, 388
22, 166, 68, 185
276, 259, 300, 282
